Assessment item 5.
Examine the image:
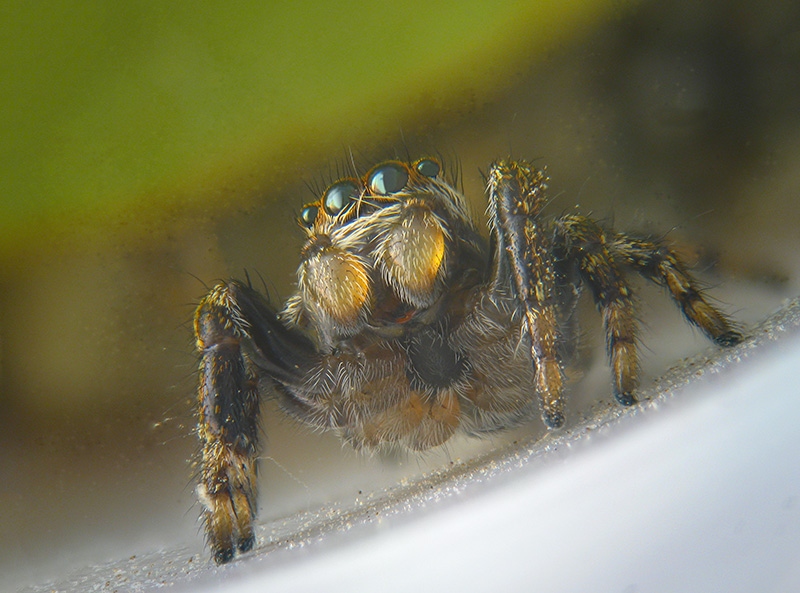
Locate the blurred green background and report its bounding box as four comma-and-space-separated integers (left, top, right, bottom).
3, 1, 800, 590
1, 1, 613, 258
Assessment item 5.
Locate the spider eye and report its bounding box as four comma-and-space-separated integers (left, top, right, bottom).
416, 158, 440, 178
323, 181, 359, 216
300, 204, 318, 228
368, 162, 409, 195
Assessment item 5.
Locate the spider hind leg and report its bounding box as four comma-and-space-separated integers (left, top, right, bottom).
553, 216, 640, 406
612, 235, 744, 346
554, 215, 744, 408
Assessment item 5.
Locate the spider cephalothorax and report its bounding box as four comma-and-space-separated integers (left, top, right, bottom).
194, 157, 742, 563
281, 158, 485, 345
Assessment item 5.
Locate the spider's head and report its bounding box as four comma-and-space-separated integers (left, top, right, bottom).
293, 158, 474, 343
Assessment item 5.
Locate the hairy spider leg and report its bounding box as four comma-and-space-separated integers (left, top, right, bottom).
610, 234, 744, 346
487, 161, 566, 428
553, 215, 743, 405
553, 215, 639, 405
194, 284, 260, 563
194, 281, 317, 563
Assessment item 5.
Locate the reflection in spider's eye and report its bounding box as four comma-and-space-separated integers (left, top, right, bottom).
300, 205, 318, 227
416, 158, 440, 178
323, 181, 359, 216
368, 163, 409, 195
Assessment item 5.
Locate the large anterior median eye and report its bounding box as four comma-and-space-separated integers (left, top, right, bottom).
323, 180, 359, 216
368, 162, 409, 195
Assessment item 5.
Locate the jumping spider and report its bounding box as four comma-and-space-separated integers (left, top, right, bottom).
194, 157, 742, 563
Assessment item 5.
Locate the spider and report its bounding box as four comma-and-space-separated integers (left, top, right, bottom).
193, 157, 742, 563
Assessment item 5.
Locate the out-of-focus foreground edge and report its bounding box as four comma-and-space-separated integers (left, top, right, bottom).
23, 298, 800, 592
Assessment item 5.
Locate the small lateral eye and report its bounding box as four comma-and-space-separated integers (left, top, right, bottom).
323, 180, 359, 215
368, 162, 409, 195
416, 158, 440, 178
300, 204, 318, 228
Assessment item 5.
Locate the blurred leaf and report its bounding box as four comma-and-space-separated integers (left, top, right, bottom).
0, 1, 631, 258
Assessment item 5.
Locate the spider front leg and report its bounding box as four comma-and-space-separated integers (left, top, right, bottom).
487, 161, 566, 428
194, 281, 317, 563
